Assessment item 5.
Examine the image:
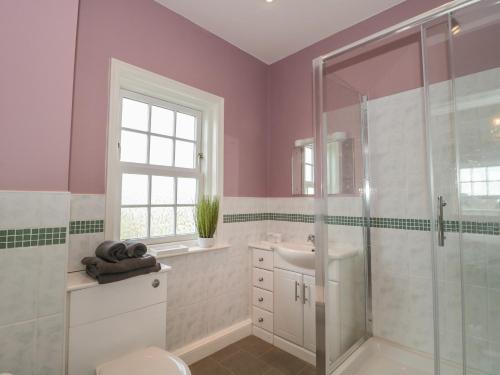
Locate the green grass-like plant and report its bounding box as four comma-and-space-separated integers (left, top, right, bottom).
195, 196, 220, 238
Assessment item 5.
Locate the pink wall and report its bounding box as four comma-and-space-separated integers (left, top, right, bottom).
70, 0, 269, 197
0, 0, 79, 191
267, 0, 449, 197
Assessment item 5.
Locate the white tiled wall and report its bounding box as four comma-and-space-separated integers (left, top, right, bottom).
68, 194, 105, 272
367, 86, 436, 356
0, 191, 69, 375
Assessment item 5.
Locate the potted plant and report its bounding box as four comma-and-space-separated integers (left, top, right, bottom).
195, 195, 220, 248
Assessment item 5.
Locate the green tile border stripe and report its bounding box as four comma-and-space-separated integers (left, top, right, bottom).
0, 227, 67, 249
223, 213, 499, 235
69, 220, 104, 234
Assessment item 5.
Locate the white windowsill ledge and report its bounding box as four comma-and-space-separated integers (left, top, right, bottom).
149, 242, 230, 259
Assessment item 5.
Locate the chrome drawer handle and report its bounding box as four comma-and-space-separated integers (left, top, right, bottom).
258, 297, 264, 302
258, 277, 264, 282
258, 257, 264, 262
152, 279, 160, 288
258, 317, 264, 323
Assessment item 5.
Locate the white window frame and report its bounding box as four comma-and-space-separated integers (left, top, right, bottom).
106, 59, 224, 244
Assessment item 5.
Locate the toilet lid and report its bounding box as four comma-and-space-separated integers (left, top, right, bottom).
96, 347, 191, 375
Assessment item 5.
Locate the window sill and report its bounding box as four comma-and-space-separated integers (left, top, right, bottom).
148, 241, 230, 259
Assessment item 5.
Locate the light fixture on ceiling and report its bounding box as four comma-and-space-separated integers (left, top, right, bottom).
265, 0, 274, 3
451, 17, 461, 35
491, 117, 500, 139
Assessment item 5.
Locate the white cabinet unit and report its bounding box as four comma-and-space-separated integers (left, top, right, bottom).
273, 268, 316, 350
67, 271, 168, 375
274, 268, 304, 346
302, 275, 316, 352
328, 280, 341, 361
251, 246, 275, 342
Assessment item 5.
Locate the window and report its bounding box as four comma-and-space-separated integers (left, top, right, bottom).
303, 144, 315, 195
460, 166, 500, 196
106, 59, 224, 244
118, 90, 202, 241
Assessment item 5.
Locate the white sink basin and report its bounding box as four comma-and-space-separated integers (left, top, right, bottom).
273, 243, 315, 270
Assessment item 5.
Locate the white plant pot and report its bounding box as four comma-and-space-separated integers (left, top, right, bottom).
198, 237, 215, 248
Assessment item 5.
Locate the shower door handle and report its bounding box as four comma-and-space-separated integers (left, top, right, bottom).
437, 196, 447, 247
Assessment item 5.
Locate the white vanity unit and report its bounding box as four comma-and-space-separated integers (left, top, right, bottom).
249, 242, 361, 365
65, 264, 170, 375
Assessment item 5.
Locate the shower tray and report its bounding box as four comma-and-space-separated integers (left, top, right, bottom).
331, 337, 480, 375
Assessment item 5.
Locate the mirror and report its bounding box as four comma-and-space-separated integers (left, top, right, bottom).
292, 132, 355, 196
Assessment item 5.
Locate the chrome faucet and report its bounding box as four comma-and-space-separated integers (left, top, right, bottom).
307, 234, 315, 244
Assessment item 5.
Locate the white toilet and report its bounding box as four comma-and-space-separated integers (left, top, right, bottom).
67, 267, 190, 375
96, 347, 190, 375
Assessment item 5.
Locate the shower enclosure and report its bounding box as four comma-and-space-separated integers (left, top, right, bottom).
313, 0, 500, 374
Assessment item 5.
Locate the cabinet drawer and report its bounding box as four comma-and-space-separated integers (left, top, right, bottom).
253, 287, 273, 312
253, 306, 273, 333
253, 268, 273, 291
252, 249, 273, 270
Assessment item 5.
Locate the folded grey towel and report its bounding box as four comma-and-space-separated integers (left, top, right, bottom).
123, 240, 147, 258
85, 263, 161, 284
81, 254, 157, 275
95, 241, 127, 263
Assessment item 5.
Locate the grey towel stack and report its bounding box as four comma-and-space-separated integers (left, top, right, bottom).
83, 241, 160, 284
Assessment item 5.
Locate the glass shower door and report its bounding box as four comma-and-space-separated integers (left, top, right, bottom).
314, 61, 370, 374
423, 1, 500, 373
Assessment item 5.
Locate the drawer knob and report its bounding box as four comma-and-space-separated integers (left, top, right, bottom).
258, 297, 264, 302
258, 277, 264, 282
258, 257, 264, 262
258, 317, 264, 323
152, 279, 160, 288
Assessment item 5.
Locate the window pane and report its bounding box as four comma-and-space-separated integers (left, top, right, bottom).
177, 178, 197, 204
150, 136, 173, 166
306, 187, 314, 195
461, 182, 472, 196
305, 165, 313, 182
176, 112, 196, 140
175, 140, 195, 168
305, 147, 313, 164
121, 207, 148, 239
472, 167, 486, 182
121, 130, 148, 163
488, 166, 500, 180
150, 207, 174, 237
151, 106, 174, 136
472, 182, 487, 196
122, 98, 148, 131
121, 174, 148, 205
460, 168, 471, 182
176, 206, 195, 234
151, 176, 174, 205
489, 181, 500, 195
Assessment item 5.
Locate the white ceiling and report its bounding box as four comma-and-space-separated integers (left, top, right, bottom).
155, 0, 407, 64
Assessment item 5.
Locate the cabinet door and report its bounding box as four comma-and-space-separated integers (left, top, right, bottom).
274, 268, 303, 346
303, 275, 316, 352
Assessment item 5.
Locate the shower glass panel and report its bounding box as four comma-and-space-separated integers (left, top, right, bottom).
454, 5, 500, 374
423, 1, 500, 374
422, 15, 465, 375
315, 47, 372, 373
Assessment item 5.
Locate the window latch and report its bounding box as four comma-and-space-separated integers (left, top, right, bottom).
198, 152, 204, 160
